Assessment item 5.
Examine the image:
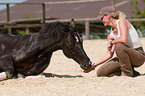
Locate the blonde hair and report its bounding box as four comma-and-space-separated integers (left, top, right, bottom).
110, 11, 126, 19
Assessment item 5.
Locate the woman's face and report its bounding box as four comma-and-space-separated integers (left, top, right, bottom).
101, 14, 111, 26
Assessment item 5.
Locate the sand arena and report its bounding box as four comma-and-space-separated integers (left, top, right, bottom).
0, 38, 145, 96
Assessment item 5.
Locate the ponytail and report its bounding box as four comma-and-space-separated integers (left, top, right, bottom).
110, 11, 126, 19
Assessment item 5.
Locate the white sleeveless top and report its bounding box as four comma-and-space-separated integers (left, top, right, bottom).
110, 19, 142, 49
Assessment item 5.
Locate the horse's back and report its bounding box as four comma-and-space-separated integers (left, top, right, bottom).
0, 33, 39, 56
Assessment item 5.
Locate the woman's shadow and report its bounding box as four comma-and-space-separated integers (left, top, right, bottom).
42, 73, 83, 78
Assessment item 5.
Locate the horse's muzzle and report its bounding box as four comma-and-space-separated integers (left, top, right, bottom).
83, 61, 96, 73
81, 61, 92, 70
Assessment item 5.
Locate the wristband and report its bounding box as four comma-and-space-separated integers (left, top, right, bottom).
110, 40, 113, 45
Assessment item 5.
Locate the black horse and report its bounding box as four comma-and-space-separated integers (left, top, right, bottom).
0, 19, 92, 80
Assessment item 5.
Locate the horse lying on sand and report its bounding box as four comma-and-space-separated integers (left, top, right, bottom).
0, 19, 93, 81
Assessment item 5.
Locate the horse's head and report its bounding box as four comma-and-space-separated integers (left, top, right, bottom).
60, 19, 92, 71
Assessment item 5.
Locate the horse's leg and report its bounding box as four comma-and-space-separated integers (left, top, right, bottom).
24, 53, 52, 76
0, 56, 14, 80
97, 57, 121, 77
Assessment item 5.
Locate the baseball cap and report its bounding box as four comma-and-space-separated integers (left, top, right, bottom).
96, 6, 115, 20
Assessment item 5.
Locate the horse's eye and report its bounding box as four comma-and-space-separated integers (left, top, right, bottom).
75, 36, 79, 42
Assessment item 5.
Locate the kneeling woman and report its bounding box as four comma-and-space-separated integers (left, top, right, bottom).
93, 6, 145, 77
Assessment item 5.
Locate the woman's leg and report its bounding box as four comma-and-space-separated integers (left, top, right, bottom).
115, 43, 145, 76
97, 57, 121, 77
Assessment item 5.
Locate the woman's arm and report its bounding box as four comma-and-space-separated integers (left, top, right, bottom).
93, 34, 115, 67
112, 19, 128, 44
93, 45, 115, 67
83, 34, 115, 73
84, 44, 115, 73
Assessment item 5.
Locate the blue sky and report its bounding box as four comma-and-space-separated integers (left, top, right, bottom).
0, 0, 27, 10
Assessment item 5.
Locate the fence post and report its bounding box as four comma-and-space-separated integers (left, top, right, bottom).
42, 3, 46, 24
6, 4, 10, 23
26, 27, 30, 34
8, 28, 12, 35
85, 21, 90, 39
112, 0, 115, 9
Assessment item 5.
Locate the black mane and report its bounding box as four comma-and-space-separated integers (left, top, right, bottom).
39, 21, 70, 34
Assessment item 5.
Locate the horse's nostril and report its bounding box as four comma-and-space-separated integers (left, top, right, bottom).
89, 61, 92, 65
84, 65, 87, 67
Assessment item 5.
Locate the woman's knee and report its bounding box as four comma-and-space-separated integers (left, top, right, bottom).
115, 43, 126, 51
115, 43, 127, 56
97, 59, 120, 77
96, 66, 111, 77
97, 69, 106, 77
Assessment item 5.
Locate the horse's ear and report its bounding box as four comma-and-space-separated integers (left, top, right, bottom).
69, 18, 75, 29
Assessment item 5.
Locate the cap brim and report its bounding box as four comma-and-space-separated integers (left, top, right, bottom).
96, 14, 103, 20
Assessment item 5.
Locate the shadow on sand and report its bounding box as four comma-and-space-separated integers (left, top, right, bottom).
42, 73, 83, 78
131, 72, 145, 77
140, 73, 145, 76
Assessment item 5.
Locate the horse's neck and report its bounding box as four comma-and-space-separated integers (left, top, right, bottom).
38, 33, 61, 52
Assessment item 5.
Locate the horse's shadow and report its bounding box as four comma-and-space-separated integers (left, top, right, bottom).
140, 73, 145, 76
42, 73, 83, 78
132, 73, 145, 77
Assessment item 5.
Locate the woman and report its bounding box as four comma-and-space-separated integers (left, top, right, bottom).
84, 6, 145, 77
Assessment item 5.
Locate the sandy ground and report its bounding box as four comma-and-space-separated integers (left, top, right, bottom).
0, 38, 145, 96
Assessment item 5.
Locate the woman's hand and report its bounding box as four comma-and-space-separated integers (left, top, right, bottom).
108, 42, 113, 51
93, 63, 100, 68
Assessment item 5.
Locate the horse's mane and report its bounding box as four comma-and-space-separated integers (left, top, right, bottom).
39, 21, 69, 34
